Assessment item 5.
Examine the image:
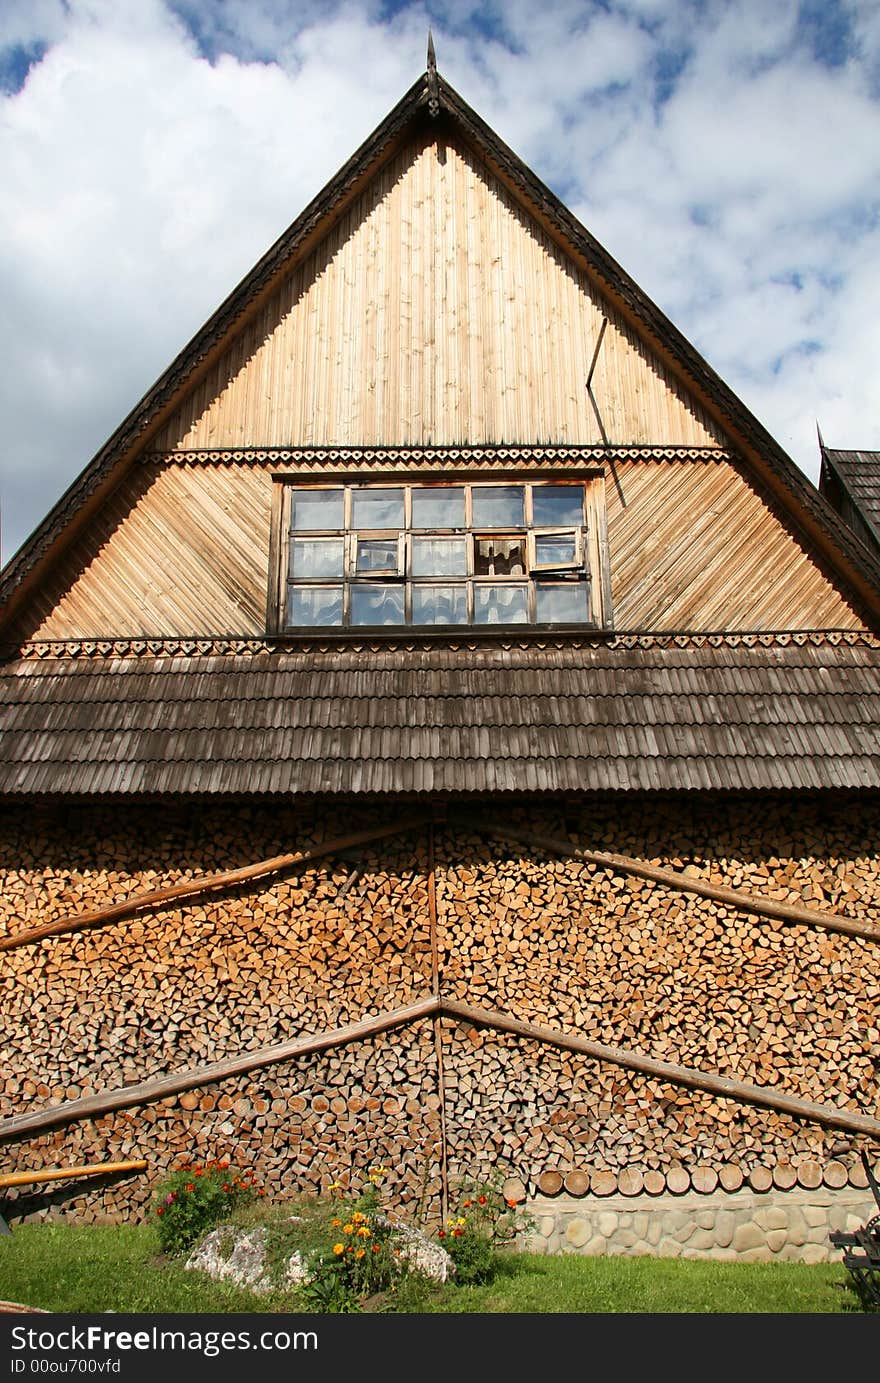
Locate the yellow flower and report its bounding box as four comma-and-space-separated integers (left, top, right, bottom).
357, 1225, 370, 1238
457, 1216, 467, 1226
343, 1223, 354, 1234
332, 1243, 344, 1255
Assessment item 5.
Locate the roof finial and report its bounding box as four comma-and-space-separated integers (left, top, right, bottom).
426, 28, 439, 117
816, 419, 826, 454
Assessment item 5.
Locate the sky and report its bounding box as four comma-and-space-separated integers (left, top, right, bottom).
1, 0, 879, 565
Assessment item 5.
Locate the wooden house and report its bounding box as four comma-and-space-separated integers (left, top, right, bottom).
1, 51, 878, 1261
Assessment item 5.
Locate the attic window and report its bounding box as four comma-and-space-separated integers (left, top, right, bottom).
273, 478, 609, 631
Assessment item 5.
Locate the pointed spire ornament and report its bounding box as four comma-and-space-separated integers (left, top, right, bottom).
426, 29, 439, 116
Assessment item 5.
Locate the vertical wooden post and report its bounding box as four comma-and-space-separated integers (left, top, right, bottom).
428, 820, 449, 1224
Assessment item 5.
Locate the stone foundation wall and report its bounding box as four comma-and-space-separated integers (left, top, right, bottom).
1, 791, 878, 1244
526, 1186, 877, 1263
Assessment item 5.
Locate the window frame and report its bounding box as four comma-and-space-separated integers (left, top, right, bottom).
268, 469, 612, 636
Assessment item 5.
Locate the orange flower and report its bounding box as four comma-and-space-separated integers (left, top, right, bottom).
355, 1248, 365, 1259
478, 1195, 487, 1204
185, 1183, 195, 1192
505, 1198, 517, 1208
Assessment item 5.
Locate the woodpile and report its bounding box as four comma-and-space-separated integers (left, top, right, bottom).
0, 793, 878, 1225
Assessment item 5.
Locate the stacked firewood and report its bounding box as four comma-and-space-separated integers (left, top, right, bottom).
0, 793, 877, 1223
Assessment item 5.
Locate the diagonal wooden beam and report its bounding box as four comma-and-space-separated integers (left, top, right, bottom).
457, 816, 880, 944
2, 991, 878, 1145
0, 816, 431, 954
441, 998, 880, 1141
0, 996, 441, 1140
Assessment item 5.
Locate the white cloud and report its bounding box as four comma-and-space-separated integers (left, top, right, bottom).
1, 0, 878, 562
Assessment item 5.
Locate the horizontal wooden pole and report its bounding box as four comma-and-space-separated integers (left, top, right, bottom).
0, 816, 430, 954
460, 817, 880, 944
443, 998, 880, 1139
2, 992, 878, 1145
0, 996, 440, 1140
0, 1160, 147, 1189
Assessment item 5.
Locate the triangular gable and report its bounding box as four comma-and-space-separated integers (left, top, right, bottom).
2, 63, 880, 635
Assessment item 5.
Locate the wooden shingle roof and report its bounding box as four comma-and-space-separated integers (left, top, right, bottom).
2, 635, 878, 797
819, 445, 880, 555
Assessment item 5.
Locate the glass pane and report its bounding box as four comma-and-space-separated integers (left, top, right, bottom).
472, 485, 524, 528
286, 585, 343, 627
533, 533, 578, 568
411, 536, 467, 576
351, 488, 404, 529
356, 538, 400, 573
350, 584, 406, 625
532, 484, 584, 526
474, 536, 526, 576
411, 487, 465, 529
290, 488, 344, 530
289, 538, 345, 579
411, 585, 469, 625
536, 582, 590, 623
474, 584, 528, 624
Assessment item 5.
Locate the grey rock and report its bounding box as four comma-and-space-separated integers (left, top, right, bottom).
185, 1215, 454, 1294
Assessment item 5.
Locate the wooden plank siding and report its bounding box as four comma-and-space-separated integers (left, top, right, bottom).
17, 451, 862, 641
607, 457, 863, 631
149, 134, 722, 455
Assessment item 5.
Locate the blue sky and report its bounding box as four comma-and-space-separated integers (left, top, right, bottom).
1, 0, 879, 563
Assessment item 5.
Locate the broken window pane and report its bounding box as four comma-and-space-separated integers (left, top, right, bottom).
290, 488, 344, 530
351, 487, 404, 529
289, 538, 345, 579
472, 485, 524, 528
412, 487, 465, 529
350, 584, 406, 625
287, 585, 343, 626
411, 536, 468, 576
474, 536, 526, 576
532, 485, 584, 526
411, 585, 469, 625
535, 582, 590, 623
474, 584, 528, 623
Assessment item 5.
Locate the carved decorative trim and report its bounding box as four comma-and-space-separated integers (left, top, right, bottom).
141, 444, 733, 470
10, 629, 880, 662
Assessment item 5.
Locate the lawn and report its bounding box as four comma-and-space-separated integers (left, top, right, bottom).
0, 1220, 866, 1315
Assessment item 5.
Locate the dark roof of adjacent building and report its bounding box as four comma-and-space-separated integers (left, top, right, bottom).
2, 634, 878, 797
818, 444, 880, 555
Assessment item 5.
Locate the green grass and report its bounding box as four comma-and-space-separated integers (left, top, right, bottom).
0, 1221, 867, 1315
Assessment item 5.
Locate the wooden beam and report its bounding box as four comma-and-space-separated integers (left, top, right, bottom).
3, 991, 878, 1146
0, 996, 441, 1141
441, 998, 880, 1140
459, 817, 880, 945
0, 816, 431, 954
0, 1160, 146, 1189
